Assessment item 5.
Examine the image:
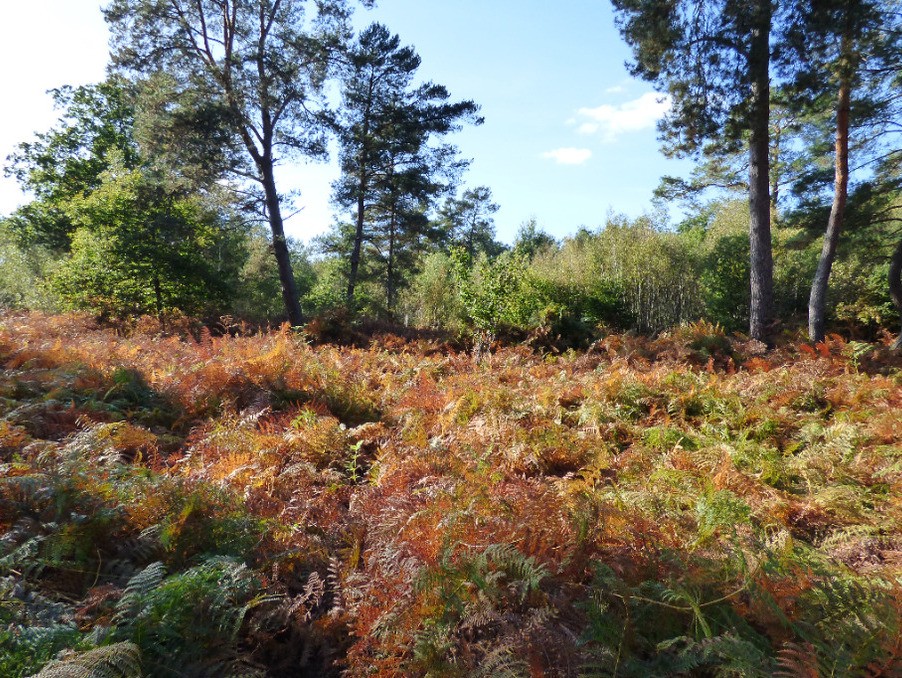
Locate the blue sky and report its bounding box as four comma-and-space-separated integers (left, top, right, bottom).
0, 0, 691, 244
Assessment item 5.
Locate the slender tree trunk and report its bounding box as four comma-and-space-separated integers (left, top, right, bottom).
347, 193, 366, 308
260, 159, 304, 326
386, 208, 397, 313
809, 74, 851, 343
770, 123, 782, 211
747, 0, 775, 342
347, 109, 372, 308
224, 34, 303, 327
890, 238, 902, 350
153, 274, 164, 324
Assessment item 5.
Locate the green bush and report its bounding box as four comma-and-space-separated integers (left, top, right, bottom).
399, 251, 464, 330
0, 221, 57, 311
451, 249, 540, 333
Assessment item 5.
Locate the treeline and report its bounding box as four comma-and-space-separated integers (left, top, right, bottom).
395, 200, 897, 343
1, 0, 901, 346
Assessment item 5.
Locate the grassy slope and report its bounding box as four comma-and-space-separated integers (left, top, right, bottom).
0, 312, 900, 677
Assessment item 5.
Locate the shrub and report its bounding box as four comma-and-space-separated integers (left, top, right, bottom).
399, 252, 464, 330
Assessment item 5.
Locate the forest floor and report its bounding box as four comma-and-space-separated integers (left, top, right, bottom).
0, 312, 900, 677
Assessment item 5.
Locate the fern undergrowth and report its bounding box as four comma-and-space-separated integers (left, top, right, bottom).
0, 313, 900, 676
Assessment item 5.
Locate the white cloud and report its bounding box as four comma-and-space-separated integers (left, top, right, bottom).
604, 85, 626, 94
575, 92, 671, 142
541, 147, 593, 165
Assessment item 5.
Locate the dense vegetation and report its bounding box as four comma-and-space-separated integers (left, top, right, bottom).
1, 314, 900, 676
2, 0, 901, 342
2, 1, 902, 675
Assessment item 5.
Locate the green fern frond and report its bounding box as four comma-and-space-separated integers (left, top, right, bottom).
787, 574, 902, 675
654, 635, 774, 677
113, 561, 166, 624
472, 643, 530, 677
0, 535, 47, 578
481, 543, 549, 600
110, 557, 262, 676
819, 524, 883, 551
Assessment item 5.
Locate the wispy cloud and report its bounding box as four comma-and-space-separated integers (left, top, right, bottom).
541, 147, 592, 165
575, 92, 671, 142
604, 84, 626, 94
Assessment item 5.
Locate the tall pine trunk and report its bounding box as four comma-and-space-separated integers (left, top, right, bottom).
386, 206, 398, 313
347, 108, 372, 308
260, 159, 304, 326
747, 0, 775, 342
890, 238, 902, 350
808, 71, 851, 343
347, 188, 367, 308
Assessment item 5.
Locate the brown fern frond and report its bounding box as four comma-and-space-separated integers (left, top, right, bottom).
30, 642, 142, 678
776, 642, 821, 678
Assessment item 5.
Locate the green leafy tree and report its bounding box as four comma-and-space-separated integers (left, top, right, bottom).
50, 165, 239, 320
816, 178, 902, 335
612, 0, 776, 340
527, 229, 628, 329
589, 214, 704, 332
4, 77, 249, 320
0, 220, 56, 310
451, 249, 536, 333
305, 255, 354, 315
4, 79, 140, 252
104, 0, 373, 325
400, 251, 464, 330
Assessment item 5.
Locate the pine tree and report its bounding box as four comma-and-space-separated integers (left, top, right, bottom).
612, 0, 776, 340
438, 186, 502, 260
331, 23, 480, 311
779, 0, 902, 342
104, 0, 372, 325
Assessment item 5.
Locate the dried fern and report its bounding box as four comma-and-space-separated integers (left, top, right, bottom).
29, 642, 142, 678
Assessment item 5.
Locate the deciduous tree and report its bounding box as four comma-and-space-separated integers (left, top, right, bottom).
5, 79, 140, 251
51, 164, 239, 319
